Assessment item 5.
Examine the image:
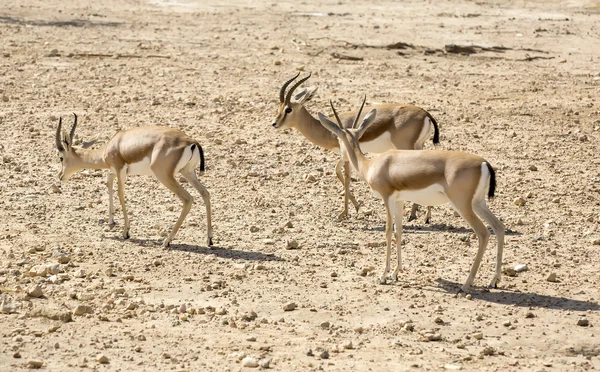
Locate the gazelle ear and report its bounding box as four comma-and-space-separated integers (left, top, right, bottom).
355, 109, 377, 139
81, 135, 100, 149
293, 86, 318, 104
317, 112, 344, 137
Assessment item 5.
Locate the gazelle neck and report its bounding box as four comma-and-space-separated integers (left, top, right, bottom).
291, 106, 339, 151
338, 134, 370, 180
73, 145, 109, 170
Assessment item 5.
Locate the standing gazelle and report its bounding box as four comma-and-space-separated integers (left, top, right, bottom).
317, 98, 505, 291
55, 114, 213, 248
272, 72, 440, 222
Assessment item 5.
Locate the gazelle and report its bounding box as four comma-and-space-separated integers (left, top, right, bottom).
317, 98, 505, 292
272, 72, 440, 222
55, 114, 213, 248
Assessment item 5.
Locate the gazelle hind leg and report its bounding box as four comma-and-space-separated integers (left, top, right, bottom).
334, 160, 359, 219
153, 169, 193, 248
116, 170, 130, 239
379, 197, 394, 284
391, 199, 405, 281
181, 170, 214, 247
473, 200, 505, 288
451, 201, 490, 292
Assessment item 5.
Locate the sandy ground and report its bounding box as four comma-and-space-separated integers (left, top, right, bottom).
1, 0, 600, 370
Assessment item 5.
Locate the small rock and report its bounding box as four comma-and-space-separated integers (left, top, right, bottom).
514, 264, 528, 273
546, 272, 558, 282
354, 326, 364, 334
215, 308, 227, 315
104, 267, 114, 277
152, 259, 162, 266
242, 356, 259, 368
528, 165, 538, 171
434, 317, 444, 324
283, 302, 297, 311
27, 284, 43, 298
284, 221, 293, 228
250, 226, 260, 233
591, 238, 600, 246
503, 320, 511, 327
342, 340, 354, 350
13, 352, 21, 358
320, 321, 330, 329
480, 346, 496, 356
503, 267, 517, 277
47, 264, 60, 275
73, 269, 86, 278
465, 294, 472, 300
525, 312, 535, 319
97, 354, 109, 364
319, 350, 329, 359
471, 332, 484, 340
27, 360, 43, 369
73, 305, 93, 316
513, 197, 527, 207
305, 348, 313, 356
577, 317, 589, 327
56, 254, 70, 264
258, 358, 270, 368
286, 240, 299, 250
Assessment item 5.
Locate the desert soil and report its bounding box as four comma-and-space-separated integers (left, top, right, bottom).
1, 0, 600, 370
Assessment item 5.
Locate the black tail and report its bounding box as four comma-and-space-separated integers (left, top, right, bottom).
486, 162, 496, 199
192, 143, 205, 173
429, 115, 440, 144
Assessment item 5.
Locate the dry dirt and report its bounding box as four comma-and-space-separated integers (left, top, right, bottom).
1, 0, 600, 370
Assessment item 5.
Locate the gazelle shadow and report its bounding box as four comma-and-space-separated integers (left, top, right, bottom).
433, 278, 599, 311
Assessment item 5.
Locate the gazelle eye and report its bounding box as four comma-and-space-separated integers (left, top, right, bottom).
285, 107, 292, 114
59, 156, 63, 162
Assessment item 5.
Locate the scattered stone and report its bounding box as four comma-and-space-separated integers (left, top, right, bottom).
242, 356, 259, 368
13, 352, 21, 358
480, 346, 496, 356
591, 238, 600, 246
47, 264, 60, 275
55, 254, 70, 264
513, 197, 527, 207
434, 317, 444, 324
354, 326, 364, 334
503, 267, 517, 277
319, 350, 329, 359
31, 307, 72, 323
305, 348, 313, 356
342, 340, 354, 350
258, 358, 270, 368
503, 320, 512, 327
73, 305, 93, 316
27, 284, 43, 298
284, 221, 293, 228
525, 312, 535, 319
445, 364, 462, 370
514, 264, 528, 273
97, 354, 109, 364
263, 239, 276, 245
320, 321, 330, 329
250, 226, 260, 233
73, 269, 86, 278
27, 360, 43, 369
471, 332, 484, 340
546, 272, 558, 282
283, 302, 297, 311
104, 267, 114, 277
29, 265, 48, 277
286, 240, 299, 250
528, 165, 538, 171
465, 294, 472, 300
577, 317, 589, 327
215, 308, 227, 315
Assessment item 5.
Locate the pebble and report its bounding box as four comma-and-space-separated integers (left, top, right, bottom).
319, 350, 329, 359
514, 264, 528, 273
465, 294, 472, 300
480, 346, 496, 356
343, 340, 354, 349
27, 360, 43, 369
305, 348, 313, 356
47, 264, 60, 275
320, 321, 330, 329
525, 312, 535, 319
250, 226, 260, 233
27, 284, 43, 298
546, 272, 558, 282
503, 320, 512, 327
215, 308, 227, 315
258, 358, 270, 368
286, 240, 299, 249
242, 356, 259, 368
577, 317, 589, 327
591, 238, 600, 246
56, 254, 71, 264
104, 267, 114, 277
73, 305, 93, 316
528, 165, 538, 171
73, 269, 86, 278
263, 239, 276, 245
503, 267, 517, 277
283, 302, 297, 311
513, 197, 527, 206
97, 354, 109, 364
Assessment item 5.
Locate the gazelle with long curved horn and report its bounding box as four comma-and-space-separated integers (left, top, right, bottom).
55, 114, 213, 248
272, 72, 440, 222
317, 98, 505, 292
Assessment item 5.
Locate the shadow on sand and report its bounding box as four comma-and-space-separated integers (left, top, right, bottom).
432, 278, 599, 311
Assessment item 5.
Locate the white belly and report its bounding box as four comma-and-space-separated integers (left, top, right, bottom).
127, 157, 154, 176
394, 184, 448, 206
359, 131, 394, 154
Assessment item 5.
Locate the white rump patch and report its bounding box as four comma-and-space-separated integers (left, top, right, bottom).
127, 157, 153, 176
175, 145, 199, 173
358, 131, 394, 154
473, 162, 490, 203
415, 117, 432, 150
394, 183, 448, 206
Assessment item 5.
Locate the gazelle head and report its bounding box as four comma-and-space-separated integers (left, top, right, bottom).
317, 96, 377, 153
55, 113, 97, 182
272, 72, 318, 129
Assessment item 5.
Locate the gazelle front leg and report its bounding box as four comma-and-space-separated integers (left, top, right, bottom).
379, 197, 394, 284
334, 159, 360, 220
391, 199, 405, 281
106, 172, 116, 228
116, 170, 130, 239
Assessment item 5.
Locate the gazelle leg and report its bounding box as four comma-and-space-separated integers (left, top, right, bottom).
425, 206, 432, 224
379, 197, 394, 284
473, 200, 505, 288
153, 170, 193, 248
181, 170, 214, 247
452, 202, 490, 292
106, 172, 116, 228
408, 203, 419, 222
116, 170, 130, 239
391, 199, 405, 281
334, 159, 359, 219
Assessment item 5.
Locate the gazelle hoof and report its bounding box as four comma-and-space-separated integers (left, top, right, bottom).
107, 221, 116, 230
379, 276, 388, 285
460, 284, 471, 293
336, 211, 348, 221
407, 214, 417, 222
122, 231, 130, 240
207, 237, 214, 247
391, 272, 399, 282
424, 217, 431, 224
354, 201, 362, 213
488, 277, 500, 289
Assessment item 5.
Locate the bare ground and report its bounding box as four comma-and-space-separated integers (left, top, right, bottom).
1, 0, 600, 370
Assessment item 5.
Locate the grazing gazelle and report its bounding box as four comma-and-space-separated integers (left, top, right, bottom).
317, 98, 505, 291
55, 114, 213, 248
272, 72, 440, 222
